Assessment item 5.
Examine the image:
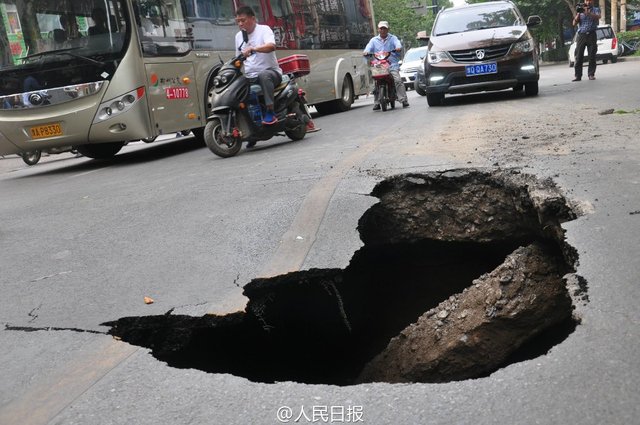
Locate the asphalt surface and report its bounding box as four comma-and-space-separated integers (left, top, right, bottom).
1, 57, 639, 425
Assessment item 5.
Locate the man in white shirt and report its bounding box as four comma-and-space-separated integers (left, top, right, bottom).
234, 6, 282, 125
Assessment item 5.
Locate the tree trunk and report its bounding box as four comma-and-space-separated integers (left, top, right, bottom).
620, 1, 627, 32
612, 0, 618, 32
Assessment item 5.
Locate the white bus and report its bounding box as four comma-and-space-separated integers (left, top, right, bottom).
0, 0, 374, 159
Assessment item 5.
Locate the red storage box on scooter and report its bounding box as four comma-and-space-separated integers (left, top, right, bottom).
278, 54, 311, 77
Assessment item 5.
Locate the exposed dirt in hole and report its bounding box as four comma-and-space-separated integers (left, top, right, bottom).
104, 169, 584, 385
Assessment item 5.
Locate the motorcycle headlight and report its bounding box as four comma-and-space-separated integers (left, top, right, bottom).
427, 51, 450, 64
213, 70, 236, 88
511, 39, 534, 54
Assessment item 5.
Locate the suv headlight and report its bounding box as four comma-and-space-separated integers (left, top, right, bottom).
511, 39, 534, 54
427, 51, 450, 64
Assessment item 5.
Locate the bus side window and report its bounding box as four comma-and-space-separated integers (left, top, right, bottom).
134, 0, 190, 56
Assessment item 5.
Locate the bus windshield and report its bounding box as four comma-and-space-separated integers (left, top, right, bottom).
0, 0, 130, 97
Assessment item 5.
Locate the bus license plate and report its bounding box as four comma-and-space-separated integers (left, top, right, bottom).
465, 63, 497, 77
30, 123, 63, 139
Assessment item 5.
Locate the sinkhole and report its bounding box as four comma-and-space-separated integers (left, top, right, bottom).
104, 169, 587, 385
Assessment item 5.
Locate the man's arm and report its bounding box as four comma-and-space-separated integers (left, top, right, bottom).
393, 35, 402, 53
363, 38, 374, 55
249, 42, 276, 54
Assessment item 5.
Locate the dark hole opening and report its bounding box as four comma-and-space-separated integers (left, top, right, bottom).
104, 170, 585, 385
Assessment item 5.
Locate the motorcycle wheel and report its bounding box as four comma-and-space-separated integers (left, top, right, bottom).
285, 124, 306, 141
21, 150, 41, 165
204, 118, 242, 158
390, 84, 397, 109
285, 102, 307, 141
379, 85, 388, 112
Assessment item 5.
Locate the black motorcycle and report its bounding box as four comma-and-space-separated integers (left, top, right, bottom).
203, 39, 308, 158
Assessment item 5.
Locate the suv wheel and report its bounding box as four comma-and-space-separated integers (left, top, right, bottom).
426, 93, 444, 106
524, 82, 539, 96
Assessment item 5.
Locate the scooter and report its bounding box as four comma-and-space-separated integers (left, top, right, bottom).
368, 51, 398, 112
203, 36, 308, 158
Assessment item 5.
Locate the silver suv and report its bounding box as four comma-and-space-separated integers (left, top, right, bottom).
424, 1, 541, 106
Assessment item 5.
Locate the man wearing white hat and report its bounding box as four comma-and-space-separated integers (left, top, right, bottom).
363, 20, 409, 109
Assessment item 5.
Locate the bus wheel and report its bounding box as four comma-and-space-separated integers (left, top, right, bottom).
313, 76, 354, 115
21, 150, 41, 165
333, 75, 354, 112
204, 118, 242, 158
76, 142, 124, 159
191, 128, 206, 146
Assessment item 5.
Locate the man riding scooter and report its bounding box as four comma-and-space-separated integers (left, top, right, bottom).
233, 6, 319, 142
363, 21, 409, 109
235, 6, 281, 127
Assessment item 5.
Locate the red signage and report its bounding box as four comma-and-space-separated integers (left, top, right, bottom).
165, 87, 189, 99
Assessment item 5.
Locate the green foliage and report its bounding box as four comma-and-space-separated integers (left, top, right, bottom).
371, 0, 451, 48
617, 29, 640, 42
371, 0, 640, 51
541, 46, 569, 61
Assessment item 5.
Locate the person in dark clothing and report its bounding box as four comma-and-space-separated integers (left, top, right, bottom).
89, 7, 109, 35
572, 0, 601, 81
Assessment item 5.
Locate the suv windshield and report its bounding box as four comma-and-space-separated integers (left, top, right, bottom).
433, 3, 522, 36
0, 0, 129, 71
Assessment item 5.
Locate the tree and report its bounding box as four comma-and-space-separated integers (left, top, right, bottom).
371, 0, 451, 48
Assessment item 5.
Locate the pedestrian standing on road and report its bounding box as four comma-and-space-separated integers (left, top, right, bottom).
363, 21, 409, 109
572, 0, 601, 81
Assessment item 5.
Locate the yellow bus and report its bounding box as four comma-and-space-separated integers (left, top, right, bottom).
0, 0, 374, 159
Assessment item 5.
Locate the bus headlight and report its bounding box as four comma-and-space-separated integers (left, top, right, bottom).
93, 87, 145, 123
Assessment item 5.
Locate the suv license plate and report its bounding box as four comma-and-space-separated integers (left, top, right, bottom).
465, 63, 497, 77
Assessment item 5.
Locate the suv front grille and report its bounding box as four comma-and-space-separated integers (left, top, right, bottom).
449, 44, 511, 63
450, 71, 512, 86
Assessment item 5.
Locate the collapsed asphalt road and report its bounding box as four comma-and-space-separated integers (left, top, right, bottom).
105, 169, 584, 385
2, 60, 639, 425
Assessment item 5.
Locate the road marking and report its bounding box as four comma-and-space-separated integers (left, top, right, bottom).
0, 123, 390, 423
66, 166, 109, 179
0, 337, 138, 425
259, 136, 385, 278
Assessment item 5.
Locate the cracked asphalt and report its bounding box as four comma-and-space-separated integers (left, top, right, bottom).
1, 58, 639, 424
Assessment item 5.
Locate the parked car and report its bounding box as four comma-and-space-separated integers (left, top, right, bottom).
415, 60, 427, 96
424, 1, 541, 106
568, 25, 619, 67
400, 46, 429, 91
